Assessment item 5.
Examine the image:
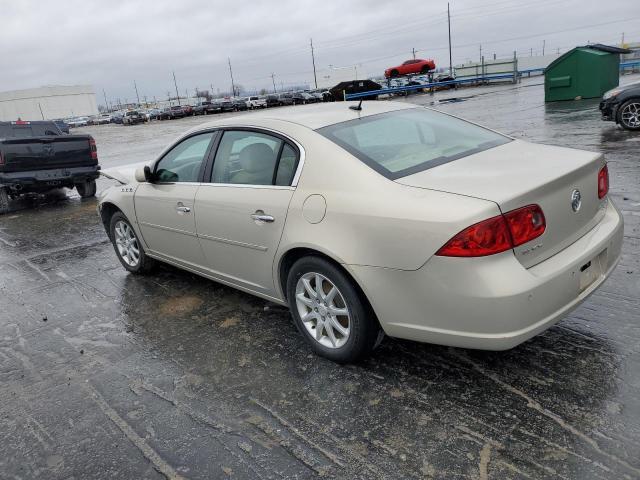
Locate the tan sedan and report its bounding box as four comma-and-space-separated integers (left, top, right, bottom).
98, 102, 623, 362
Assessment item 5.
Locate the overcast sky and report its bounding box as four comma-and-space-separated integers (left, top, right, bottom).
1, 0, 638, 104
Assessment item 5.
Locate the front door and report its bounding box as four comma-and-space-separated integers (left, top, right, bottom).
195, 129, 300, 295
135, 131, 216, 267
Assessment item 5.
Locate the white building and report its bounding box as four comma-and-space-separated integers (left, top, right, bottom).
0, 85, 98, 121
317, 66, 369, 90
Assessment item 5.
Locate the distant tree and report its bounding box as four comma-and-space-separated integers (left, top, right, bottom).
259, 88, 268, 95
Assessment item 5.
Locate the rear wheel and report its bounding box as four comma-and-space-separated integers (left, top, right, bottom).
76, 179, 97, 198
109, 212, 155, 273
0, 187, 9, 214
618, 99, 640, 130
286, 256, 380, 363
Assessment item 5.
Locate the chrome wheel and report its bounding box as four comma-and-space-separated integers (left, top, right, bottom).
620, 102, 640, 128
114, 220, 140, 267
295, 272, 351, 349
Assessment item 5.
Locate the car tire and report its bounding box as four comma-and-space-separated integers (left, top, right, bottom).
0, 187, 9, 214
76, 179, 97, 198
109, 212, 156, 274
617, 99, 640, 131
286, 256, 380, 363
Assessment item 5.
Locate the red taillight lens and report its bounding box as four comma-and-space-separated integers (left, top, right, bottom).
435, 214, 513, 257
89, 137, 98, 160
503, 204, 546, 247
436, 204, 546, 257
598, 164, 609, 199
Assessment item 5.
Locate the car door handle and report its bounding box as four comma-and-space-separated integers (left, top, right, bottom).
250, 211, 274, 223
176, 203, 191, 214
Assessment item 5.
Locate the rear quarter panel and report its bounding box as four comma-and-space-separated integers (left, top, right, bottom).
272, 122, 500, 275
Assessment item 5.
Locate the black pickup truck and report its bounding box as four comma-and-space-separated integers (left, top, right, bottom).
0, 121, 100, 213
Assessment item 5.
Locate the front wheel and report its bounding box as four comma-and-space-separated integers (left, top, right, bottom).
109, 212, 155, 273
618, 99, 640, 130
75, 179, 97, 198
286, 256, 380, 363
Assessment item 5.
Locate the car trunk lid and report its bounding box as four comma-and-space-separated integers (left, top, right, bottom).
396, 140, 607, 268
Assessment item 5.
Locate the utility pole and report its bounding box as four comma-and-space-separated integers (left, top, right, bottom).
621, 32, 625, 46
530, 47, 533, 57
228, 57, 236, 97
172, 71, 181, 105
271, 73, 277, 93
479, 44, 482, 63
447, 3, 453, 75
542, 39, 546, 56
310, 38, 318, 89
167, 91, 172, 107
412, 47, 416, 60
102, 89, 108, 112
134, 80, 140, 106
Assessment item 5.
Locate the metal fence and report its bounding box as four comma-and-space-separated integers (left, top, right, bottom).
344, 59, 640, 101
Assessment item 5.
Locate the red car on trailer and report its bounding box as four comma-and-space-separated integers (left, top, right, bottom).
385, 59, 436, 78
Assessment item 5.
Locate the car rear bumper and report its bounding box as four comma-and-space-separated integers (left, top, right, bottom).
349, 198, 623, 350
1, 166, 100, 189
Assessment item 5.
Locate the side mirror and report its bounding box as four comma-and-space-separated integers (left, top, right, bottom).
135, 165, 154, 183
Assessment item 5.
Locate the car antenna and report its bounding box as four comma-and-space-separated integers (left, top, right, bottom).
349, 99, 363, 111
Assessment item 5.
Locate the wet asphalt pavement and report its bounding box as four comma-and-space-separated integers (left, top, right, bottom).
1, 76, 639, 479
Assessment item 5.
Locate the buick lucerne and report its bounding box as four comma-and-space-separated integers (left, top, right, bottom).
98, 102, 623, 362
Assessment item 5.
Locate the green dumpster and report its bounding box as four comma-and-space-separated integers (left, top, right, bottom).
544, 44, 631, 102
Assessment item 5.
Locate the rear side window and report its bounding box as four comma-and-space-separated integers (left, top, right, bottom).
318, 108, 510, 179
210, 130, 299, 186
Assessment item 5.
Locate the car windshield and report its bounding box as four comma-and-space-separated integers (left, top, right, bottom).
318, 108, 511, 179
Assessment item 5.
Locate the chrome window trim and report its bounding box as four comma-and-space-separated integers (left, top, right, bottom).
198, 183, 294, 191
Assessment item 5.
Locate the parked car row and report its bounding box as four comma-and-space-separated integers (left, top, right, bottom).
73, 90, 337, 128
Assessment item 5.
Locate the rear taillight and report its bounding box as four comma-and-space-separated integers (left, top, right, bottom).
436, 204, 546, 257
598, 164, 609, 199
435, 214, 513, 257
503, 204, 546, 247
89, 137, 98, 160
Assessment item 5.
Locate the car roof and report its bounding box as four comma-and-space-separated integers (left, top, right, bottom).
191, 101, 416, 131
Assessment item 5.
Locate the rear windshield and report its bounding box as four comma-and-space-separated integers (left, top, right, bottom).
318, 108, 511, 179
0, 122, 61, 138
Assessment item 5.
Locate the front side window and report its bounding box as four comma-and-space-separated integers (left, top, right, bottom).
154, 132, 214, 183
211, 130, 298, 186
318, 108, 511, 179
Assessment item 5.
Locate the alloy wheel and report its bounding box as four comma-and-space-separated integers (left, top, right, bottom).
295, 272, 351, 349
621, 102, 640, 128
114, 220, 140, 267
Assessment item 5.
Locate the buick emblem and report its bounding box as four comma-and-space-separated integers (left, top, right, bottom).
571, 189, 582, 212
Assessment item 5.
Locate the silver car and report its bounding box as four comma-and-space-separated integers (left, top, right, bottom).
98, 102, 623, 362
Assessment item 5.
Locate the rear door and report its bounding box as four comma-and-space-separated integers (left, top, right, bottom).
194, 129, 300, 295
134, 131, 216, 267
